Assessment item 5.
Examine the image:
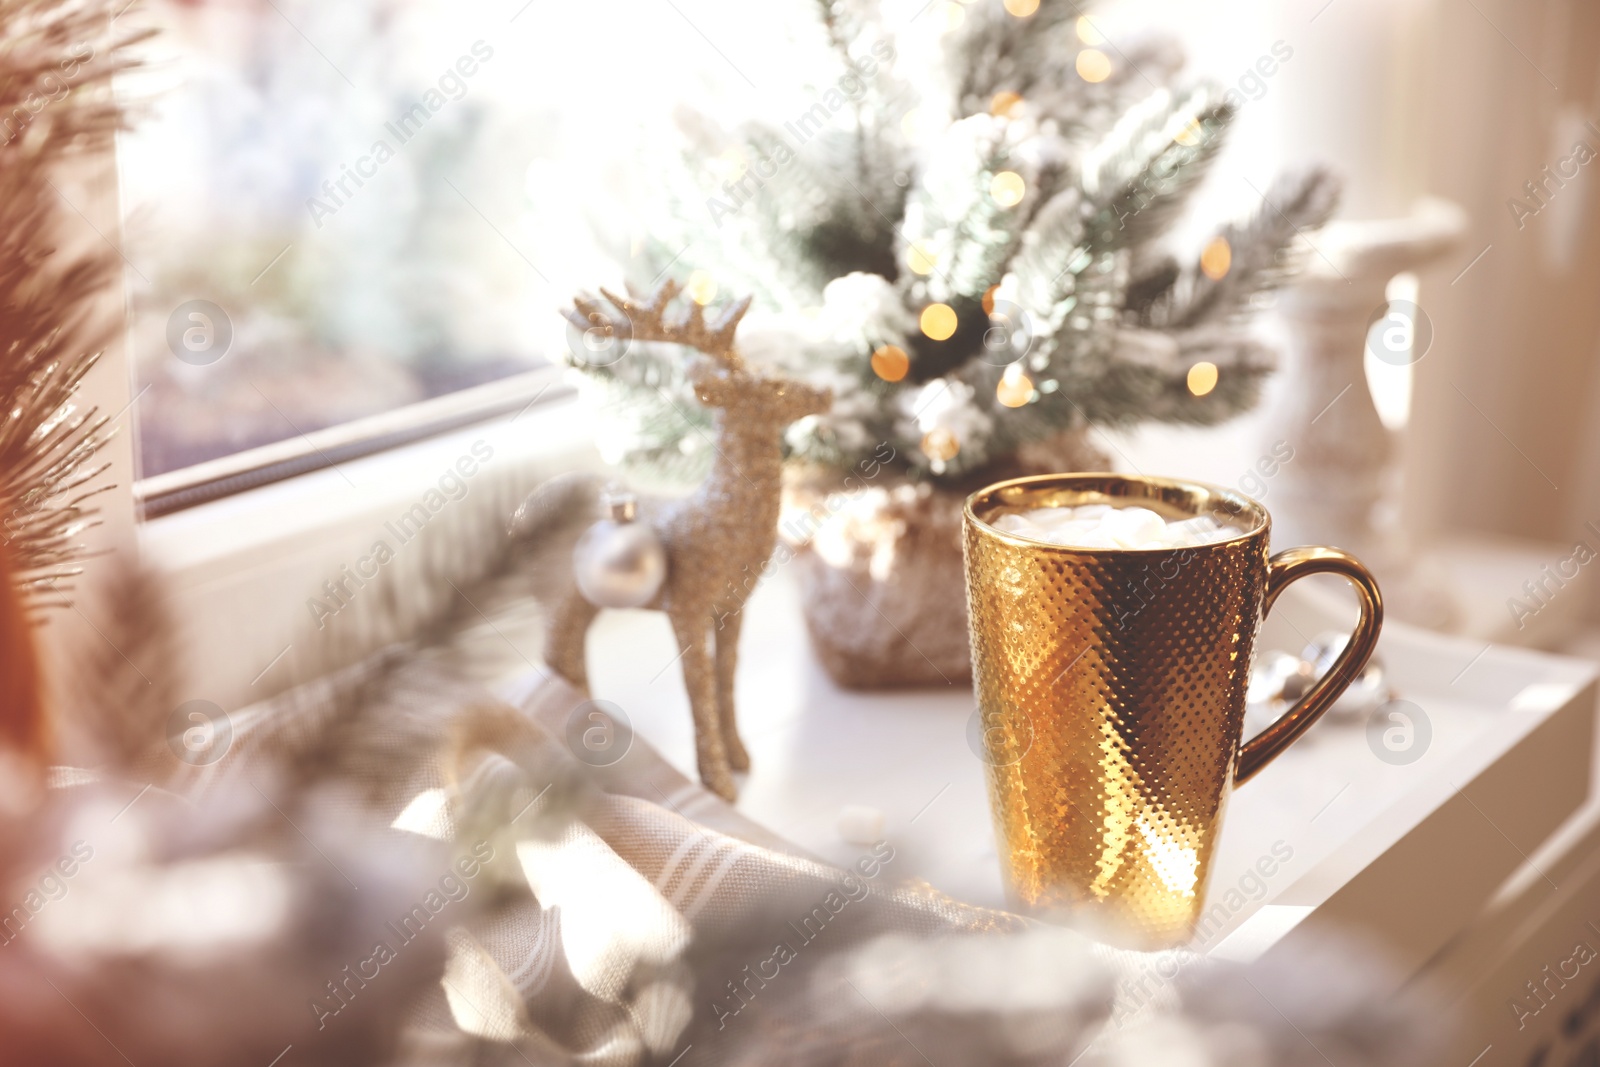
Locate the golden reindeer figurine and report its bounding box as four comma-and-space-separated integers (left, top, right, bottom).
545, 281, 831, 801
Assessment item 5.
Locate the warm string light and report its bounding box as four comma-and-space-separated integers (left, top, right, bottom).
1187, 361, 1219, 397
1004, 0, 1039, 16
1075, 16, 1105, 45
943, 2, 965, 30
1200, 237, 1232, 280
920, 303, 958, 341
922, 427, 960, 462
990, 170, 1026, 207
1173, 118, 1205, 147
686, 271, 718, 305
997, 364, 1034, 408
908, 241, 939, 276
871, 344, 909, 382
982, 284, 1000, 315
1076, 49, 1112, 83
990, 90, 1023, 118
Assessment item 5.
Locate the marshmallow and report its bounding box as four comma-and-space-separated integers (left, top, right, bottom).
1026, 507, 1079, 528
1167, 516, 1235, 547
1102, 506, 1166, 548
995, 513, 1034, 535
994, 503, 1244, 550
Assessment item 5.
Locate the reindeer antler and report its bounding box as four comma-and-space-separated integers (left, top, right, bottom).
566, 279, 751, 370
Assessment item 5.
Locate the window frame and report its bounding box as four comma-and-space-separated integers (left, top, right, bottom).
135, 367, 570, 518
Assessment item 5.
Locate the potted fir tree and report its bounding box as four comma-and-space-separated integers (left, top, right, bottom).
567, 0, 1337, 686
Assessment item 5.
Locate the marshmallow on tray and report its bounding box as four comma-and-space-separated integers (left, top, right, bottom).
994, 503, 1243, 550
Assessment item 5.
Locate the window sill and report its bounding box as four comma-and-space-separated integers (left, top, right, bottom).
141, 390, 601, 710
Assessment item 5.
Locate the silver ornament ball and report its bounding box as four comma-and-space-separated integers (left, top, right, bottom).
574, 517, 667, 608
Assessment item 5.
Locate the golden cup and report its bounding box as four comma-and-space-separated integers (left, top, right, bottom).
962, 473, 1382, 947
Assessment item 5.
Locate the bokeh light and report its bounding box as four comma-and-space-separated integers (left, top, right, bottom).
1173, 118, 1205, 147
871, 344, 909, 382
686, 271, 718, 305
920, 303, 958, 341
922, 427, 960, 462
1200, 237, 1232, 280
990, 91, 1023, 118
997, 365, 1034, 408
990, 171, 1026, 208
1187, 361, 1219, 397
1076, 49, 1112, 83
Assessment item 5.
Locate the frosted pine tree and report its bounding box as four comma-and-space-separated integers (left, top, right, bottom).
568, 0, 1338, 485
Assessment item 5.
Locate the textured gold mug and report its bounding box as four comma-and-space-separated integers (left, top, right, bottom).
963, 473, 1382, 947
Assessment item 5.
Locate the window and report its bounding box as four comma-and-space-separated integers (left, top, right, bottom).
118, 0, 662, 480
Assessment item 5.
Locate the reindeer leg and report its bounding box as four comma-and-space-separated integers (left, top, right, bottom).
544, 589, 599, 690
713, 606, 750, 772
670, 608, 736, 802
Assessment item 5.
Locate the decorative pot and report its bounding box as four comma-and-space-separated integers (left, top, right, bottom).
787, 428, 1111, 689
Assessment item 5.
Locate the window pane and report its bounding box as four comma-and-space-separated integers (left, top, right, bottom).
117, 0, 975, 477
120, 0, 656, 476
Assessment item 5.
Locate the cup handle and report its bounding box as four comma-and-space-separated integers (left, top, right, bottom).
1236, 546, 1384, 785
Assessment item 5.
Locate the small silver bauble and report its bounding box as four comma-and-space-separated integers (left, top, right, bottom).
1245, 630, 1391, 739
573, 492, 667, 609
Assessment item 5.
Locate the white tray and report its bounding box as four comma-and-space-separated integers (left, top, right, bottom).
577, 566, 1597, 986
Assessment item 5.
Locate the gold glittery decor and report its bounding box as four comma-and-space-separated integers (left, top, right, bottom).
545, 280, 831, 800
963, 473, 1381, 947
